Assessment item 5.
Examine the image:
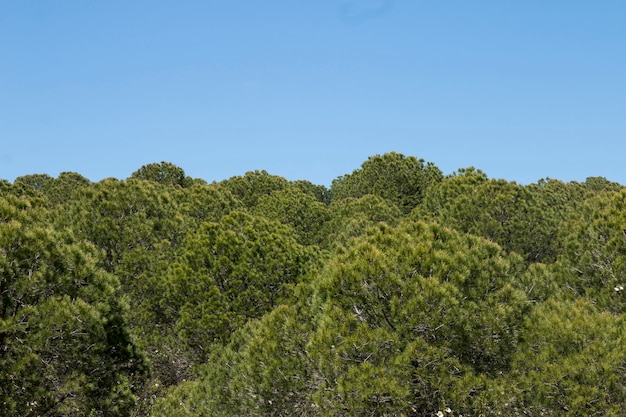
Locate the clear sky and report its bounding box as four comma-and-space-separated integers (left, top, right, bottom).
1, 1, 625, 186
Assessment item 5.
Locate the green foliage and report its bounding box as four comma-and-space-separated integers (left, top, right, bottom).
553, 189, 626, 312
58, 178, 185, 270
220, 170, 291, 208
253, 187, 330, 246
292, 179, 331, 204
4, 155, 626, 417
171, 182, 242, 226
154, 220, 529, 416
13, 173, 55, 192
419, 170, 561, 263
330, 152, 444, 213
319, 194, 403, 250
12, 172, 92, 206
0, 179, 12, 194
10, 174, 55, 206
0, 196, 147, 416
182, 211, 318, 319
143, 210, 319, 367
479, 298, 626, 416
583, 176, 624, 193
312, 221, 529, 376
152, 300, 318, 417
130, 161, 193, 188
45, 171, 92, 204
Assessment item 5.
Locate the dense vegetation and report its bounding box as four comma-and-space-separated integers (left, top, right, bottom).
2, 153, 626, 416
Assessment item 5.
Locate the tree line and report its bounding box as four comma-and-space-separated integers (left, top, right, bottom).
2, 153, 626, 416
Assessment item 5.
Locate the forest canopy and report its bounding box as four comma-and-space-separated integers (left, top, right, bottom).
2, 154, 626, 417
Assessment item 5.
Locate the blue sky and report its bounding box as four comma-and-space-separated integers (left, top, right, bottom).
1, 1, 625, 186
